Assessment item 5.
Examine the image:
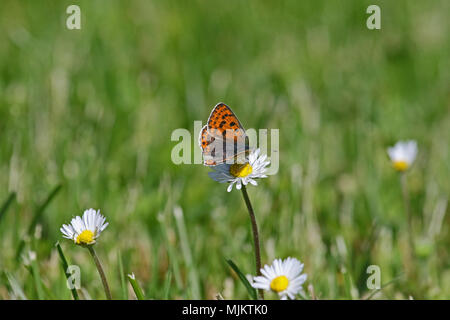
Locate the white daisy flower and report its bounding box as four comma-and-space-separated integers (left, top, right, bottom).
387, 140, 418, 172
252, 257, 307, 300
208, 148, 270, 192
60, 208, 109, 246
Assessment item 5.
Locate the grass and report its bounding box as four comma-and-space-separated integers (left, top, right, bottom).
0, 0, 449, 299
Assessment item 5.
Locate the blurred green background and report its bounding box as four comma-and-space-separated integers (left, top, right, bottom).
0, 0, 449, 299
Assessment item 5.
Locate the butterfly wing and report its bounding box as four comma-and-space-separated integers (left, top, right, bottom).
199, 103, 249, 166
207, 103, 245, 138
198, 125, 218, 166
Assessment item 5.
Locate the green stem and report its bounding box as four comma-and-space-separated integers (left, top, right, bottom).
241, 185, 264, 300
55, 242, 80, 300
127, 273, 146, 300
400, 173, 414, 258
87, 246, 112, 300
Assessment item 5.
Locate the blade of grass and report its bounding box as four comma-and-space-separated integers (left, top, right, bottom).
226, 259, 257, 300
16, 185, 62, 261
55, 242, 80, 300
118, 250, 128, 300
127, 273, 145, 300
342, 266, 358, 299
0, 192, 16, 226
365, 274, 405, 300
80, 288, 92, 300
25, 263, 57, 300
158, 212, 183, 291
173, 206, 201, 299
40, 279, 57, 300
5, 271, 27, 300
148, 243, 159, 295
30, 259, 45, 299
163, 269, 172, 299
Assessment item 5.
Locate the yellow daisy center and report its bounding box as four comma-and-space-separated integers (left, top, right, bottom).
393, 161, 409, 172
76, 230, 95, 245
270, 275, 289, 292
230, 163, 253, 178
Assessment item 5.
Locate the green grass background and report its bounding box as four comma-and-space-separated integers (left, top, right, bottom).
0, 0, 449, 299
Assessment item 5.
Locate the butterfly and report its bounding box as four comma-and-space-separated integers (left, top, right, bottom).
198, 103, 250, 166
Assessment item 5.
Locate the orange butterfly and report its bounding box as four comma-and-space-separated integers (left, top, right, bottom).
199, 103, 250, 166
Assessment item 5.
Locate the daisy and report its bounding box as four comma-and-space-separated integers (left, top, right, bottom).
60, 208, 109, 246
252, 257, 307, 300
387, 140, 418, 172
208, 148, 270, 192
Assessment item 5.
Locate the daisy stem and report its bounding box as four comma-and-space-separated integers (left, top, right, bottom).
241, 185, 264, 300
87, 246, 112, 300
400, 173, 415, 262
